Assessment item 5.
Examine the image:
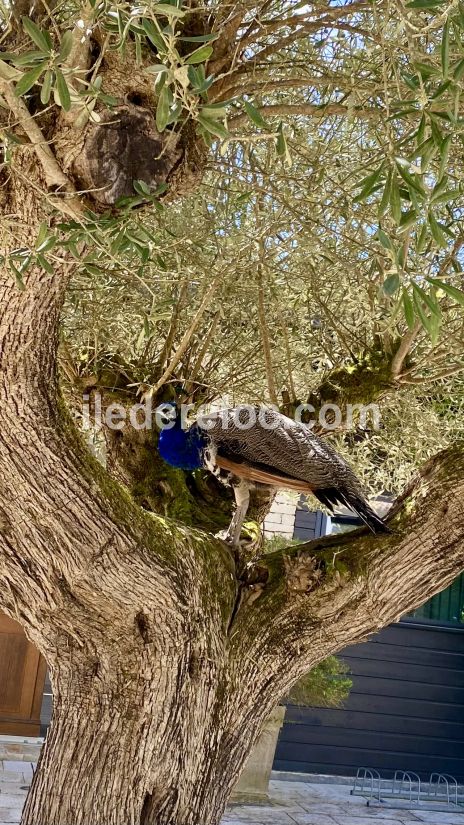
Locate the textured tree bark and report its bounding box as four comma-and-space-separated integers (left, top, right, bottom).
1, 87, 464, 825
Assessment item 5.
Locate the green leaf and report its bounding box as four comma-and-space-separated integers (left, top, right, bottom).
133, 179, 151, 196
154, 3, 186, 17
398, 208, 418, 232
389, 175, 402, 223
200, 104, 227, 119
402, 288, 415, 329
431, 188, 460, 204
142, 20, 165, 50
185, 44, 213, 64
152, 182, 168, 196
416, 113, 427, 145
402, 72, 419, 90
453, 57, 464, 80
432, 109, 455, 123
156, 85, 170, 131
430, 117, 443, 146
145, 63, 168, 74
431, 174, 449, 199
198, 113, 229, 139
378, 172, 392, 217
430, 78, 452, 99
58, 30, 73, 63
412, 281, 441, 317
376, 228, 393, 251
428, 210, 447, 247
179, 34, 218, 42
416, 223, 429, 253
414, 61, 440, 79
354, 164, 384, 201
37, 253, 54, 274
15, 62, 45, 96
438, 134, 451, 179
35, 222, 56, 253
426, 277, 464, 305
412, 289, 434, 338
243, 99, 268, 129
406, 0, 447, 7
9, 260, 26, 291
55, 68, 71, 111
166, 99, 182, 125
441, 19, 450, 77
429, 311, 441, 345
395, 161, 426, 196
35, 221, 49, 249
22, 16, 51, 52
40, 68, 53, 104
420, 136, 438, 172
383, 273, 400, 295
276, 122, 290, 164
12, 50, 50, 65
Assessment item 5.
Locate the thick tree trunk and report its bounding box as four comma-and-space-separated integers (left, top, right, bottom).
1, 96, 464, 825
21, 640, 283, 825
22, 664, 239, 825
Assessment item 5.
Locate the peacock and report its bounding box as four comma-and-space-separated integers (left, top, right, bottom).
158, 405, 388, 545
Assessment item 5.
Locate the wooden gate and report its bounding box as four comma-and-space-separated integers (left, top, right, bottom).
0, 611, 46, 736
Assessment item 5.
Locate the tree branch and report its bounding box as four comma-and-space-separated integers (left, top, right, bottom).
229, 445, 464, 697
229, 102, 376, 127
0, 77, 84, 218
391, 320, 421, 379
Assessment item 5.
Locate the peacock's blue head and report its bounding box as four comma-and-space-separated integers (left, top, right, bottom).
157, 403, 206, 471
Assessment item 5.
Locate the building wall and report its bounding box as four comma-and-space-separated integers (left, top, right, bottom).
263, 493, 298, 541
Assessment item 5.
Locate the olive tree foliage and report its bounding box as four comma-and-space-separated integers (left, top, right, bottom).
36, 0, 464, 497
1, 0, 463, 404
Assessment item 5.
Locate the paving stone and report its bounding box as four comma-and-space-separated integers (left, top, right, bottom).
0, 796, 28, 808
299, 803, 361, 815
286, 814, 338, 824
0, 809, 22, 823
332, 817, 412, 825
338, 808, 421, 819
225, 813, 295, 825
0, 786, 28, 797
410, 813, 464, 825
0, 774, 24, 784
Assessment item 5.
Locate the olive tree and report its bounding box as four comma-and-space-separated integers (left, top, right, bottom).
1, 0, 464, 822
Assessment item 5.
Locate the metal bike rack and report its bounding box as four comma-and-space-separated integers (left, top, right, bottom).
351, 767, 464, 813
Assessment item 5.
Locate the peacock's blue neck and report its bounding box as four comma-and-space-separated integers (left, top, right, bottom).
158, 421, 206, 471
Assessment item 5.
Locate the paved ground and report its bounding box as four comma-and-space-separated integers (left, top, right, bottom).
1, 763, 463, 824
225, 779, 464, 825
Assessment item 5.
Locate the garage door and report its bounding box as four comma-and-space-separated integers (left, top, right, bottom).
275, 621, 464, 782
